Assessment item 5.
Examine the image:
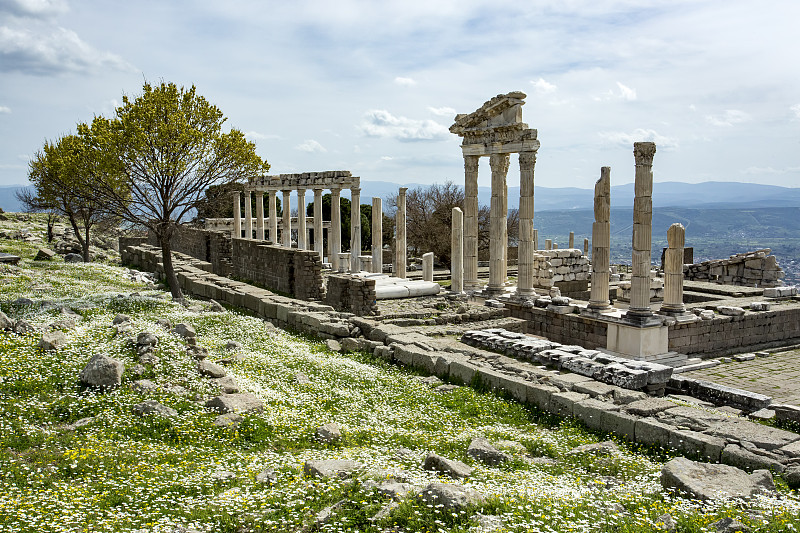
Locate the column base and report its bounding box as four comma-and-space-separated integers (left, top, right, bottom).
515, 287, 537, 298
587, 300, 611, 311
623, 309, 663, 327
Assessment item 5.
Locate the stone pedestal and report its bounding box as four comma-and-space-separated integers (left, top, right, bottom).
331, 189, 342, 271
350, 187, 361, 272
268, 190, 278, 243
487, 152, 510, 295
244, 191, 253, 239
233, 191, 241, 239
606, 321, 669, 358
395, 187, 407, 278
451, 207, 464, 293
282, 190, 291, 247
422, 252, 434, 282
463, 156, 480, 290
297, 189, 307, 249
313, 188, 323, 260
359, 255, 372, 273
588, 167, 611, 311
661, 223, 687, 315
337, 252, 349, 273
372, 197, 382, 273
517, 151, 537, 297
626, 142, 657, 321
255, 192, 265, 240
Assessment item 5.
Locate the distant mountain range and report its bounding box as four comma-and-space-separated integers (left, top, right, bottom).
3, 180, 800, 213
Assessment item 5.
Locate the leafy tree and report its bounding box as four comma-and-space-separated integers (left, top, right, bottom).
81, 82, 269, 299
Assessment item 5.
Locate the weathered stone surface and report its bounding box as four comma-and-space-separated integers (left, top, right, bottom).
418, 482, 484, 510
39, 331, 66, 351
304, 459, 363, 478
13, 319, 36, 335
112, 313, 130, 325
197, 360, 227, 378
325, 339, 342, 352
131, 379, 157, 394
707, 419, 799, 451
0, 310, 13, 330
661, 457, 774, 500
721, 444, 785, 473
205, 393, 264, 414
132, 400, 178, 418
467, 437, 510, 466
624, 398, 676, 417
422, 453, 473, 479
710, 518, 751, 533
255, 468, 277, 484
784, 465, 800, 489
213, 412, 243, 428
136, 331, 158, 347
64, 253, 83, 263
315, 422, 342, 443
210, 375, 240, 394
569, 440, 619, 456
34, 248, 56, 260
172, 323, 196, 340
773, 404, 800, 424
79, 353, 124, 389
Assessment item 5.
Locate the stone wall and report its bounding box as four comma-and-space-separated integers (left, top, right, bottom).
531, 249, 590, 296
119, 236, 149, 252
146, 225, 233, 276
231, 238, 323, 300
618, 277, 665, 302
505, 300, 608, 349
324, 274, 378, 316
684, 249, 785, 287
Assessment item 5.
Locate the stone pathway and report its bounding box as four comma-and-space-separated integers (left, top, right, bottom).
684, 348, 800, 405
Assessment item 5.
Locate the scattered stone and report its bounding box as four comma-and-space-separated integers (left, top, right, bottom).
34, 248, 56, 261
39, 331, 66, 351
208, 299, 225, 312
373, 480, 413, 500
755, 351, 770, 358
132, 400, 178, 418
569, 440, 619, 456
718, 306, 746, 317
314, 500, 346, 526
711, 518, 751, 533
255, 468, 277, 484
0, 310, 13, 330
294, 372, 311, 385
131, 379, 158, 394
128, 364, 146, 377
224, 340, 242, 351
784, 465, 800, 489
64, 417, 95, 431
699, 310, 715, 320
661, 457, 774, 500
418, 482, 484, 510
733, 353, 756, 362
325, 339, 341, 352
213, 412, 243, 428
422, 453, 473, 479
197, 360, 227, 378
136, 331, 158, 347
210, 375, 239, 394
748, 408, 775, 421
64, 253, 83, 263
749, 302, 770, 311
434, 384, 461, 393
211, 470, 236, 481
13, 319, 36, 335
655, 513, 676, 532
172, 323, 196, 340
315, 422, 342, 444
495, 440, 528, 454
394, 447, 415, 459
187, 345, 209, 360
416, 375, 443, 387
466, 437, 510, 466
304, 459, 363, 478
205, 393, 264, 414
155, 318, 172, 330
138, 353, 159, 366
112, 314, 130, 325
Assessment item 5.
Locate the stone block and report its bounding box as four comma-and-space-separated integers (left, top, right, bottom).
549, 391, 589, 417
721, 444, 785, 473
669, 430, 726, 462
573, 398, 618, 431
449, 360, 478, 385
497, 373, 528, 403
635, 418, 673, 448
573, 380, 617, 398
601, 409, 638, 440
525, 383, 558, 411
545, 372, 594, 391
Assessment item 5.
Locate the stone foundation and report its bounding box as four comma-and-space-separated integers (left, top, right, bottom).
505, 300, 608, 349
684, 249, 785, 287
324, 274, 378, 316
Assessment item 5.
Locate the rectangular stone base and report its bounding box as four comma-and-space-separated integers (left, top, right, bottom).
606, 322, 669, 358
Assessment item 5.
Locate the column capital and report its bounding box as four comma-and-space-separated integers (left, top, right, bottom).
232, 190, 241, 198
667, 223, 685, 248
519, 151, 537, 168
633, 142, 656, 165
330, 188, 340, 195
350, 187, 361, 195
489, 152, 510, 174
464, 154, 480, 173
399, 187, 408, 195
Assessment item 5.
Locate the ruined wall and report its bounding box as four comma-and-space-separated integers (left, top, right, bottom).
232, 239, 323, 300
684, 249, 784, 287
324, 274, 378, 316
531, 249, 590, 297
146, 226, 233, 276
119, 236, 149, 252
505, 301, 608, 349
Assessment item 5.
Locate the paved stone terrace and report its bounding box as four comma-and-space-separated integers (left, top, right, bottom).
685, 347, 800, 405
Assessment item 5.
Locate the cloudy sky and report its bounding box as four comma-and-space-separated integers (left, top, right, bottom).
1, 0, 799, 191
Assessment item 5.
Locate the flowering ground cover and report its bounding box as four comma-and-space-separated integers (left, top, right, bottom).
1, 227, 799, 532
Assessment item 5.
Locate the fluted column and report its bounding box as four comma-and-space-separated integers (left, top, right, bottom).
331, 188, 341, 270
533, 229, 539, 251
451, 207, 464, 293
268, 190, 278, 243
395, 187, 407, 278
372, 197, 382, 273
244, 190, 253, 239
545, 239, 552, 250
282, 190, 291, 247
233, 191, 241, 239
297, 189, 307, 249
627, 142, 657, 320
313, 188, 323, 260
588, 167, 611, 310
517, 151, 537, 297
255, 192, 265, 240
463, 155, 480, 290
661, 223, 687, 314
350, 187, 361, 272
487, 153, 510, 295
569, 231, 575, 249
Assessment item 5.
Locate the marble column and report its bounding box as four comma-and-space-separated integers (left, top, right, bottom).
627, 142, 657, 320
569, 231, 575, 249
395, 187, 407, 278
244, 191, 253, 239
297, 189, 307, 249
360, 255, 373, 273
422, 252, 434, 282
268, 191, 278, 243
463, 155, 480, 290
588, 167, 611, 311
517, 151, 537, 297
313, 188, 323, 260
487, 153, 510, 295
451, 207, 464, 293
331, 188, 342, 270
584, 238, 589, 256
282, 190, 291, 247
372, 197, 382, 273
533, 229, 539, 251
350, 187, 361, 272
255, 192, 265, 240
545, 239, 552, 251
233, 191, 241, 239
661, 223, 687, 315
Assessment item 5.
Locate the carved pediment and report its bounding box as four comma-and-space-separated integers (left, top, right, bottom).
450, 91, 528, 135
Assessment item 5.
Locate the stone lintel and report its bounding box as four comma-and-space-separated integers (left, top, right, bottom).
460, 137, 540, 157
247, 171, 359, 191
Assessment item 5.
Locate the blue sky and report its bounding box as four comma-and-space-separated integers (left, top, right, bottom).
1, 0, 799, 190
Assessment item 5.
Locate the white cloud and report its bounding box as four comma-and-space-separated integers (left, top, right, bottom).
741, 165, 800, 175
380, 156, 393, 161
427, 106, 456, 117
0, 0, 68, 18
616, 82, 637, 101
295, 139, 327, 153
791, 104, 800, 120
359, 109, 449, 142
598, 128, 679, 150
0, 106, 10, 113
530, 77, 557, 95
394, 76, 416, 86
705, 109, 750, 127
245, 131, 281, 141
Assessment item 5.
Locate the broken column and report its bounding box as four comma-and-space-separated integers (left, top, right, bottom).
313, 188, 323, 261
626, 142, 657, 321
395, 187, 407, 278
350, 187, 361, 272
372, 197, 382, 273
268, 190, 278, 243
661, 223, 687, 315
545, 239, 552, 250
533, 229, 538, 251
297, 188, 307, 249
282, 190, 291, 247
517, 151, 537, 297
584, 238, 589, 255
569, 231, 575, 249
422, 252, 434, 282
451, 207, 464, 293
244, 191, 253, 239
331, 188, 342, 271
255, 192, 265, 241
588, 167, 611, 311
233, 191, 241, 239
463, 156, 480, 290
487, 152, 510, 295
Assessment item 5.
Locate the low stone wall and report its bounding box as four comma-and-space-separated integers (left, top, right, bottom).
146, 225, 233, 276
618, 277, 665, 302
531, 249, 590, 295
324, 274, 378, 316
505, 300, 608, 349
684, 249, 785, 288
119, 236, 149, 251
232, 238, 323, 301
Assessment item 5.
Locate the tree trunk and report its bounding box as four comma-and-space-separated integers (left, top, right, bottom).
67, 213, 87, 261
83, 224, 91, 262
47, 214, 55, 243
159, 235, 183, 301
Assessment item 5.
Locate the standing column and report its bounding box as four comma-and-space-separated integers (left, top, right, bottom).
297, 189, 307, 249
422, 253, 434, 281
282, 190, 292, 247
545, 239, 552, 250
244, 191, 253, 239
268, 191, 278, 243
517, 151, 537, 297
372, 197, 383, 273
588, 167, 612, 310
661, 223, 687, 315
584, 238, 589, 256
533, 229, 539, 251
255, 192, 265, 240
395, 187, 407, 278
350, 187, 361, 272
331, 188, 341, 271
463, 155, 480, 290
313, 188, 323, 260
569, 231, 575, 249
487, 153, 510, 295
451, 207, 464, 293
233, 191, 242, 239
627, 142, 657, 320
